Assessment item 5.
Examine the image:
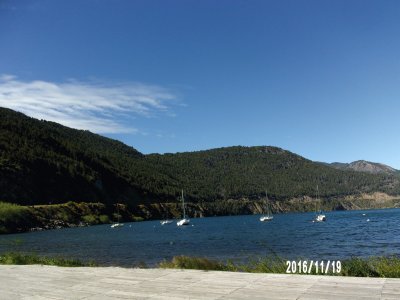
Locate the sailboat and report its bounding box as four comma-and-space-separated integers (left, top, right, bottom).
160, 209, 173, 225
160, 219, 173, 225
177, 190, 190, 226
260, 190, 273, 222
313, 185, 326, 222
111, 203, 124, 228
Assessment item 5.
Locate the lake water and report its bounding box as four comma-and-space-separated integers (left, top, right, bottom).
1, 208, 400, 267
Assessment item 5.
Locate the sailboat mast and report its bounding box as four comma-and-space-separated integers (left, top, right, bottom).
181, 189, 186, 218
316, 185, 320, 213
265, 190, 269, 216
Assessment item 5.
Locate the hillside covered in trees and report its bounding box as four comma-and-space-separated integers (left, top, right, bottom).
1, 106, 400, 209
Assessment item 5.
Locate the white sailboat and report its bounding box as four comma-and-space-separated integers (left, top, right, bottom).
260, 190, 273, 222
111, 203, 124, 228
160, 214, 173, 225
313, 185, 326, 222
177, 190, 190, 226
314, 213, 326, 222
160, 219, 173, 225
160, 205, 173, 225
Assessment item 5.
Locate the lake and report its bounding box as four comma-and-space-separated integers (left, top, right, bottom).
1, 208, 400, 267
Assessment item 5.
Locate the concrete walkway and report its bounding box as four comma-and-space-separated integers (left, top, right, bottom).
1, 265, 400, 300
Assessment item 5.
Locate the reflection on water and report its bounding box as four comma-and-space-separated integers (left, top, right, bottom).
0, 208, 399, 267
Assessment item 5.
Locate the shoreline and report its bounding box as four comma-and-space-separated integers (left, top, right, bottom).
1, 197, 400, 235
1, 253, 400, 278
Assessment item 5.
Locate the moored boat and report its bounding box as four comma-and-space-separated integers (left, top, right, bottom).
260, 190, 273, 222
177, 190, 190, 226
313, 185, 326, 222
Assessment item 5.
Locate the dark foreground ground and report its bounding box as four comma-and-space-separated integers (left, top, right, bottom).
1, 265, 400, 300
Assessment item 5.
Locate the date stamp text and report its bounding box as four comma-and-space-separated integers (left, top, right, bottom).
285, 260, 341, 274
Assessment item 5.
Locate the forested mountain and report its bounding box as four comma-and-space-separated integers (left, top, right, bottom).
1, 107, 400, 208
146, 148, 400, 201
0, 107, 164, 206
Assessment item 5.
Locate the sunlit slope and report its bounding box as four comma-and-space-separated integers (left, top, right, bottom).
147, 147, 400, 201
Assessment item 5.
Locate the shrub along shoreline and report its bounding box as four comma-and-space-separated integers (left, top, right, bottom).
0, 252, 96, 267
158, 255, 400, 278
1, 253, 399, 278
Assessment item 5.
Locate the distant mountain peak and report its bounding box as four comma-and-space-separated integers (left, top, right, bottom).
329, 160, 398, 174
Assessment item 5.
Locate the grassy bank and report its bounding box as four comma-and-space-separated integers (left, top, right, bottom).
159, 255, 400, 278
0, 252, 96, 267
1, 252, 399, 277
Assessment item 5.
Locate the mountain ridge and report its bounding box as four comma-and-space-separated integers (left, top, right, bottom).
1, 106, 400, 208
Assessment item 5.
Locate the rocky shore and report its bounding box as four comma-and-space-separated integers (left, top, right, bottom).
2, 193, 400, 234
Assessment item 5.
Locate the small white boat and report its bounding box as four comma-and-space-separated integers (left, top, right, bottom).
313, 185, 326, 222
177, 218, 190, 226
260, 215, 274, 222
160, 219, 173, 225
160, 208, 174, 225
314, 213, 326, 222
177, 190, 190, 226
260, 190, 273, 222
111, 223, 124, 228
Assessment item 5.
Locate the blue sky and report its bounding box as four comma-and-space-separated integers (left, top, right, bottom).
1, 0, 400, 168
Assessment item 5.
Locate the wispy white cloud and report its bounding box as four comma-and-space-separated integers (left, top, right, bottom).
0, 75, 178, 133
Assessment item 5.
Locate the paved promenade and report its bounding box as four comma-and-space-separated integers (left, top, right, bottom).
1, 265, 400, 299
